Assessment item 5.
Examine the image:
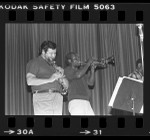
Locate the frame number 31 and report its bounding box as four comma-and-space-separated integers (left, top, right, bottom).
93, 130, 102, 135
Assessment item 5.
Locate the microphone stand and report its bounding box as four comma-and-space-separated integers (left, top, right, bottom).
131, 97, 135, 116
136, 24, 144, 75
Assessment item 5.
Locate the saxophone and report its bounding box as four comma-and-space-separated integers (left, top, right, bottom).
51, 61, 68, 95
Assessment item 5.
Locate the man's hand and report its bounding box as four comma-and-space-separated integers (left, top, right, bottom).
50, 72, 64, 82
55, 66, 64, 75
59, 77, 69, 89
87, 57, 95, 66
91, 62, 97, 72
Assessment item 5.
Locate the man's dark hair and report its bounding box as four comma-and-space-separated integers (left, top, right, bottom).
136, 58, 142, 68
65, 52, 77, 67
39, 41, 56, 55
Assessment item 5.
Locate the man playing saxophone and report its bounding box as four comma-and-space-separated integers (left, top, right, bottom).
26, 41, 69, 115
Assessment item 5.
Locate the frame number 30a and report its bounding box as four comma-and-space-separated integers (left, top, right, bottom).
17, 129, 34, 135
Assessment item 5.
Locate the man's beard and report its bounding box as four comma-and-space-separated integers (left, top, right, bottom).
46, 57, 54, 63
42, 54, 54, 63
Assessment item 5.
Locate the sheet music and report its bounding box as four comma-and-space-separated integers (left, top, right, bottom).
108, 76, 143, 114
123, 76, 143, 113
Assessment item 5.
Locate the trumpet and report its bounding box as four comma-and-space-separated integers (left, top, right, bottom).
79, 55, 115, 69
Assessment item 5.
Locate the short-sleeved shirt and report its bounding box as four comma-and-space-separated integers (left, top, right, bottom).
128, 69, 143, 81
26, 56, 62, 92
64, 66, 92, 102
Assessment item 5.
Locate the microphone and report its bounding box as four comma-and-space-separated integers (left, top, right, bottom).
136, 24, 144, 42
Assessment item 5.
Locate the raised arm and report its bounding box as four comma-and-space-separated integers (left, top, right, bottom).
75, 58, 94, 79
87, 63, 96, 87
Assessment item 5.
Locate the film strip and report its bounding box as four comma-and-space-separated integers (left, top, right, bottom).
0, 2, 149, 136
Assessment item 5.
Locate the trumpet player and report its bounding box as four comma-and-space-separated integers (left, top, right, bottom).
64, 52, 97, 116
26, 41, 69, 115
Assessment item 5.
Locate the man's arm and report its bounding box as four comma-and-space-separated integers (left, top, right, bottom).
75, 58, 93, 78
26, 72, 63, 86
128, 72, 137, 79
87, 64, 96, 86
59, 76, 69, 89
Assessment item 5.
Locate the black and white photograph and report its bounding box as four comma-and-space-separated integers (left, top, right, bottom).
5, 24, 144, 116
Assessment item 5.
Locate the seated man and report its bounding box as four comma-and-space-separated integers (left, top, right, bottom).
128, 58, 144, 81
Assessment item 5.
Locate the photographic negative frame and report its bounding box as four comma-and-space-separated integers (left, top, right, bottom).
0, 1, 149, 136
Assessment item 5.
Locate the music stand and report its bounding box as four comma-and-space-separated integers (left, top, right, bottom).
108, 76, 143, 115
